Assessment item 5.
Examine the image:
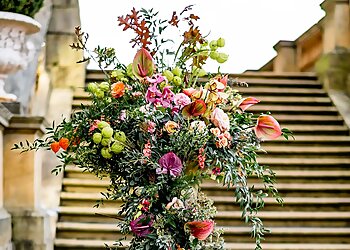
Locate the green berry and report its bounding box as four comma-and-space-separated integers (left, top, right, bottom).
114, 130, 126, 143
87, 82, 98, 93
209, 40, 218, 51
111, 141, 124, 154
172, 67, 182, 77
163, 70, 174, 82
217, 37, 225, 47
97, 121, 110, 130
101, 138, 112, 147
216, 53, 229, 63
101, 147, 112, 159
111, 69, 124, 80
92, 133, 102, 144
102, 127, 114, 138
99, 82, 110, 92
198, 68, 207, 77
209, 51, 219, 60
173, 76, 182, 86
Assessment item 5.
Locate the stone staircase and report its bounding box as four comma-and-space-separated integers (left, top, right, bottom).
54, 70, 350, 250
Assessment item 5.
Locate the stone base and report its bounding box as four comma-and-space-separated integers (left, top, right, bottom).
10, 210, 54, 250
0, 208, 12, 250
0, 102, 20, 115
316, 47, 350, 96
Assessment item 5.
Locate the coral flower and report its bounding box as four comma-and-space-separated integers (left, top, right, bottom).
59, 138, 69, 150
157, 152, 183, 177
111, 82, 125, 98
185, 220, 214, 240
50, 142, 60, 153
239, 97, 260, 111
130, 214, 154, 237
254, 115, 282, 140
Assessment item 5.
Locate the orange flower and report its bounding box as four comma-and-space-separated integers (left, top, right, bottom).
111, 82, 125, 98
50, 142, 60, 153
59, 138, 69, 150
185, 220, 214, 240
254, 115, 282, 140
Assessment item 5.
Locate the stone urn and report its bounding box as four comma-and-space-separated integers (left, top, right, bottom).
0, 11, 41, 101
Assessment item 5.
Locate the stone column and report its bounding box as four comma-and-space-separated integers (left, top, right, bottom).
3, 116, 53, 250
0, 106, 12, 250
273, 40, 297, 72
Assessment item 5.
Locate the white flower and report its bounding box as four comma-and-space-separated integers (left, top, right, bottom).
190, 121, 206, 133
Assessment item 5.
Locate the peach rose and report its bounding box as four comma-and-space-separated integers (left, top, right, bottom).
164, 121, 179, 134
210, 108, 230, 131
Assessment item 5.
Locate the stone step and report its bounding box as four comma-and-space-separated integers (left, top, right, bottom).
272, 114, 344, 125
261, 145, 350, 154
252, 96, 332, 105
236, 87, 327, 96
54, 238, 350, 250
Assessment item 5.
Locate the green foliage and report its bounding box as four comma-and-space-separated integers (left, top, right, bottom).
0, 0, 44, 18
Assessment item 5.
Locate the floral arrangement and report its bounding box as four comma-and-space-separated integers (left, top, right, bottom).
14, 6, 291, 250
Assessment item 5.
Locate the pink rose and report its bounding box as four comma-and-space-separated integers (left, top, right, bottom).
174, 93, 191, 107
210, 108, 230, 131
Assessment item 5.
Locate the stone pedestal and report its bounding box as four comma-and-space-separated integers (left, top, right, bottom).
273, 40, 297, 72
3, 116, 53, 250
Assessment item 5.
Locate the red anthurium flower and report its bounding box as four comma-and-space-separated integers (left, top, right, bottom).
132, 48, 155, 80
182, 100, 207, 118
254, 115, 282, 140
50, 142, 60, 153
59, 138, 69, 150
239, 97, 260, 111
185, 220, 214, 240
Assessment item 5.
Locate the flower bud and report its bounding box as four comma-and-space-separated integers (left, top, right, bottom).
101, 138, 112, 147
97, 121, 110, 130
93, 133, 102, 144
111, 69, 124, 80
114, 130, 126, 143
99, 82, 110, 92
101, 147, 112, 159
163, 70, 174, 82
216, 53, 229, 63
172, 67, 182, 77
126, 63, 134, 78
87, 82, 98, 93
95, 89, 105, 99
209, 51, 219, 60
209, 40, 218, 51
217, 37, 225, 47
111, 141, 124, 154
173, 76, 182, 86
101, 127, 114, 138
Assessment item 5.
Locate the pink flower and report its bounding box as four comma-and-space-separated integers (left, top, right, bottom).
185, 220, 214, 240
146, 73, 167, 84
254, 115, 282, 140
160, 86, 175, 108
212, 167, 221, 175
210, 127, 221, 137
239, 97, 260, 111
145, 84, 162, 104
157, 152, 182, 177
147, 121, 156, 133
183, 87, 196, 97
119, 110, 126, 121
143, 140, 151, 158
130, 214, 154, 237
89, 119, 100, 132
210, 108, 230, 131
198, 147, 206, 169
174, 93, 191, 107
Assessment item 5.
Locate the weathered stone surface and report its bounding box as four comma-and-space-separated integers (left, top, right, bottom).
52, 0, 78, 7
273, 40, 297, 72
0, 209, 12, 250
48, 7, 80, 33
11, 210, 53, 250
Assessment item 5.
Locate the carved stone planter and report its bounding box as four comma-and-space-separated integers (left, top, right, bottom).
0, 11, 41, 101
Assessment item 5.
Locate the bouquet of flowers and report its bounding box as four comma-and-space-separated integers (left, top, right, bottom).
14, 6, 290, 250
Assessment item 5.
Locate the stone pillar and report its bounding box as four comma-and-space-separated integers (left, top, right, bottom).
3, 116, 53, 250
46, 0, 85, 89
0, 106, 12, 250
273, 40, 297, 72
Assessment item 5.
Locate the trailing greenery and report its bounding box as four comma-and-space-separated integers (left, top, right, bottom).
0, 0, 44, 18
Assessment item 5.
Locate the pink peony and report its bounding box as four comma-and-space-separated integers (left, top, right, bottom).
254, 115, 282, 140
210, 108, 230, 131
145, 84, 162, 104
157, 152, 183, 177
